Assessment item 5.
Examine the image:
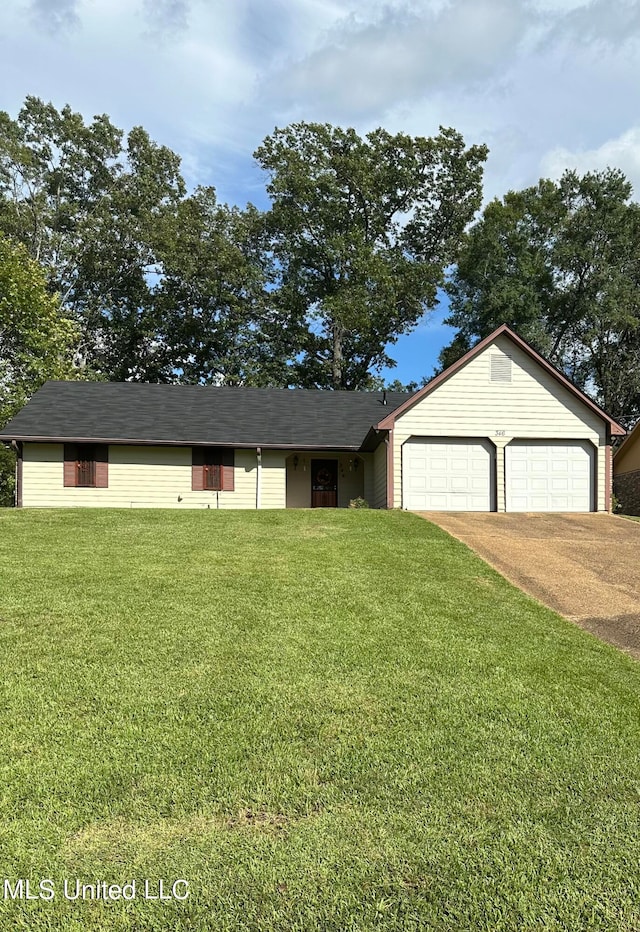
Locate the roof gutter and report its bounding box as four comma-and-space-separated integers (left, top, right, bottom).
0, 436, 365, 452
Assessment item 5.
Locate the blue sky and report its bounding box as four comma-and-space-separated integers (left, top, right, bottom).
1, 0, 640, 385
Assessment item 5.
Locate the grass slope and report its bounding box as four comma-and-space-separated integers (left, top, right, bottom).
0, 508, 639, 931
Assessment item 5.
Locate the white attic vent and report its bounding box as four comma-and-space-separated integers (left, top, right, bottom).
490, 353, 512, 383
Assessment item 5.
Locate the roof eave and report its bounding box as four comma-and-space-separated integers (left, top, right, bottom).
358, 426, 389, 453
0, 434, 365, 451
613, 419, 640, 458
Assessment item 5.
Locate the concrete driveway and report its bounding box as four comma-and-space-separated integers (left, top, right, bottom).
420, 512, 640, 660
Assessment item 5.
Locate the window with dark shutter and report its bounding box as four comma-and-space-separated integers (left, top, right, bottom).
203, 460, 222, 490
192, 448, 234, 491
77, 445, 96, 487
63, 443, 109, 488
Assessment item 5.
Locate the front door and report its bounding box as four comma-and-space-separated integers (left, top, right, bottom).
311, 459, 338, 508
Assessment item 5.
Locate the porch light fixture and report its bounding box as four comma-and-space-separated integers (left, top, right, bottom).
293, 455, 299, 470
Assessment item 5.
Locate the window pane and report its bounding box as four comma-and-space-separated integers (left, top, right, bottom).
203, 463, 221, 490
76, 445, 96, 487
77, 458, 96, 487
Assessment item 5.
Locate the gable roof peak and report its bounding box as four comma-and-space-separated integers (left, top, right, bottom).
377, 323, 625, 436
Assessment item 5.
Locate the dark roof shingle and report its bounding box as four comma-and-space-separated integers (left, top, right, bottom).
0, 382, 412, 450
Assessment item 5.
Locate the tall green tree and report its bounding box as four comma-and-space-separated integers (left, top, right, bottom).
254, 123, 488, 389
152, 187, 288, 386
443, 169, 640, 423
0, 234, 78, 504
0, 96, 186, 379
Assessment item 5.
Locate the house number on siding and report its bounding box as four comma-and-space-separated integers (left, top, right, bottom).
495, 430, 506, 436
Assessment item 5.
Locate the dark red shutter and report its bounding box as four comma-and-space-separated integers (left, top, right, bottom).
192, 448, 205, 491
193, 448, 233, 491
95, 444, 109, 488
222, 448, 235, 491
64, 443, 78, 487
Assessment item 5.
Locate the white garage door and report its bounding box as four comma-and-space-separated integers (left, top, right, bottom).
505, 441, 593, 512
403, 438, 494, 511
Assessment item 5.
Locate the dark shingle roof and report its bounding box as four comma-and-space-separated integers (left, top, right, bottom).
0, 381, 412, 450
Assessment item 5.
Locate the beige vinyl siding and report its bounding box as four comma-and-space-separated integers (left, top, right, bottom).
372, 441, 387, 508
285, 454, 310, 508
393, 335, 607, 511
22, 444, 258, 509
362, 453, 374, 506
261, 450, 287, 508
23, 444, 376, 510
615, 427, 640, 475
337, 454, 367, 507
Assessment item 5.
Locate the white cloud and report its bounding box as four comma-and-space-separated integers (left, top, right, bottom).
142, 0, 189, 37
0, 0, 639, 206
264, 0, 535, 121
550, 0, 640, 45
0, 0, 638, 374
540, 127, 640, 196
28, 0, 79, 34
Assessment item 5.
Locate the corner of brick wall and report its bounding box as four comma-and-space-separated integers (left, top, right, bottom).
614, 469, 640, 516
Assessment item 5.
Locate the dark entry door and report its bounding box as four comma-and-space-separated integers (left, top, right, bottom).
311, 459, 338, 508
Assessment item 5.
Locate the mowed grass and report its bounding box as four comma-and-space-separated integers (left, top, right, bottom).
0, 509, 639, 931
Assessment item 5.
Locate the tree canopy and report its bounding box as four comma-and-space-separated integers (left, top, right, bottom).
443, 168, 640, 423
0, 232, 78, 503
2, 94, 640, 446
255, 122, 488, 389
0, 100, 489, 392
0, 97, 188, 380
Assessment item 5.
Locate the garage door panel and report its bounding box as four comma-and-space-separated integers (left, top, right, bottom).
506, 441, 593, 512
403, 438, 494, 511
450, 477, 470, 492
429, 476, 447, 491
408, 476, 426, 491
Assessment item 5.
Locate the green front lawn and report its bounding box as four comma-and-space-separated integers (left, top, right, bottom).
0, 509, 639, 931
